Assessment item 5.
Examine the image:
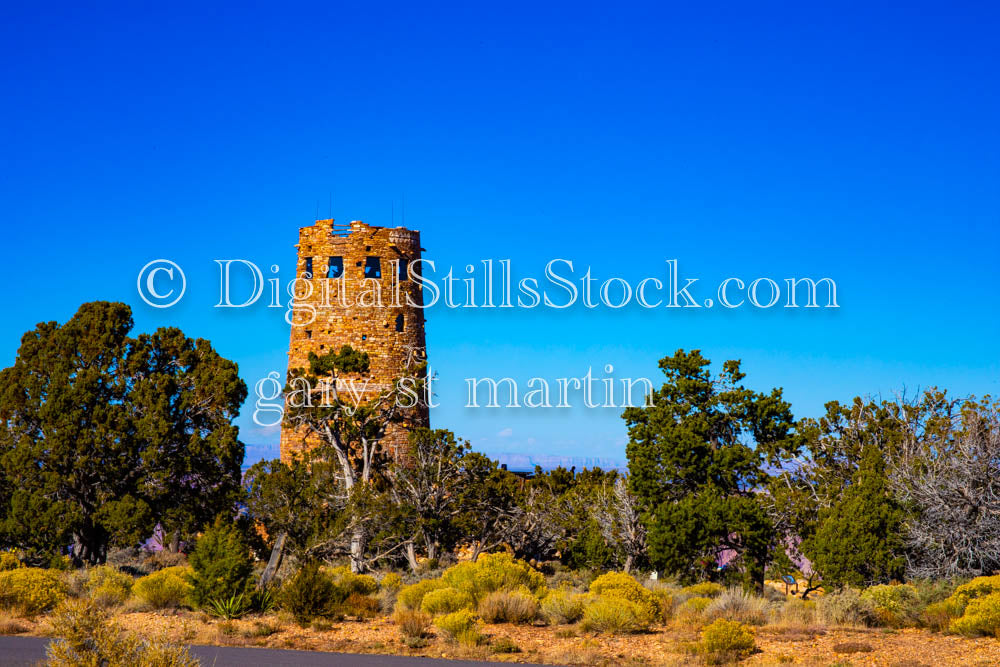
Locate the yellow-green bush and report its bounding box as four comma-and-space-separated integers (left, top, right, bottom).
588, 572, 659, 622
0, 567, 68, 616
133, 566, 193, 609
434, 608, 479, 640
581, 596, 651, 634
441, 552, 545, 602
649, 587, 675, 622
380, 572, 403, 591
678, 596, 713, 617
944, 576, 1000, 616
0, 552, 21, 571
540, 589, 587, 624
921, 600, 957, 632
420, 587, 474, 615
86, 566, 133, 606
860, 584, 920, 627
477, 588, 538, 624
46, 598, 197, 667
397, 578, 448, 611
701, 619, 756, 658
949, 591, 1000, 637
682, 582, 725, 599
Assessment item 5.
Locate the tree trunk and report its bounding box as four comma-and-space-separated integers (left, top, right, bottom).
169, 529, 181, 553
405, 541, 419, 572
624, 553, 634, 574
350, 529, 365, 573
259, 532, 286, 589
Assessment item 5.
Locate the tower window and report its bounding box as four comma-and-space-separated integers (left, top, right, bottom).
398, 258, 409, 281
395, 314, 404, 332
305, 330, 312, 339
303, 257, 313, 279
328, 256, 343, 278
364, 256, 381, 279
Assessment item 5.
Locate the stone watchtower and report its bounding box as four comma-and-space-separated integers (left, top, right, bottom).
279, 219, 429, 464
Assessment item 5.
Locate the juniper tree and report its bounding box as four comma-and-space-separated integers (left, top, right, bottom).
0, 301, 246, 565
623, 349, 799, 590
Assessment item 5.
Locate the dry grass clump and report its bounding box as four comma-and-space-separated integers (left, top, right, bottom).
0, 614, 29, 634
540, 588, 587, 624
703, 587, 770, 625
477, 589, 538, 624
394, 608, 432, 639
817, 588, 877, 627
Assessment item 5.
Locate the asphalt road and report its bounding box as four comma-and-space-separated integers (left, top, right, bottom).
0, 635, 542, 666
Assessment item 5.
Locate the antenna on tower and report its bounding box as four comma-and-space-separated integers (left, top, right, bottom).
401, 193, 405, 227
392, 200, 395, 225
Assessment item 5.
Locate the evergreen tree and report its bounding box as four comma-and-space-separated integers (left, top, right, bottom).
803, 442, 905, 587
623, 349, 799, 589
0, 301, 246, 565
188, 516, 254, 608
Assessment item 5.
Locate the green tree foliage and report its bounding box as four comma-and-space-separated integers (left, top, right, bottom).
623, 349, 799, 589
0, 301, 246, 565
803, 443, 905, 587
187, 516, 254, 608
244, 453, 346, 560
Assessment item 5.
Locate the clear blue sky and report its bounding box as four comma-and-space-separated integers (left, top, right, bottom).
2, 2, 998, 466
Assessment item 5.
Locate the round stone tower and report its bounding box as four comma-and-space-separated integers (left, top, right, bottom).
279, 218, 429, 463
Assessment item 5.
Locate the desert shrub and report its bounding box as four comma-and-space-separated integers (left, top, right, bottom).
434, 608, 479, 640
442, 552, 546, 601
187, 517, 254, 609
421, 586, 474, 615
910, 578, 963, 607
397, 578, 448, 611
776, 597, 817, 625
0, 552, 21, 571
920, 600, 957, 632
704, 587, 770, 625
143, 549, 188, 571
541, 589, 587, 624
861, 584, 921, 627
949, 591, 1000, 637
345, 592, 380, 619
326, 566, 378, 597
392, 609, 431, 639
581, 596, 651, 634
477, 589, 538, 624
0, 615, 29, 634
46, 598, 197, 667
589, 571, 660, 622
944, 575, 1000, 616
380, 572, 403, 591
817, 588, 877, 627
133, 566, 192, 609
279, 562, 341, 624
677, 596, 713, 620
491, 636, 521, 653
0, 567, 68, 616
701, 619, 756, 659
394, 609, 432, 639
86, 566, 134, 607
682, 582, 725, 599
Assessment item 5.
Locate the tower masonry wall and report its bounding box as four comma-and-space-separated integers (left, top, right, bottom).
279, 219, 429, 463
